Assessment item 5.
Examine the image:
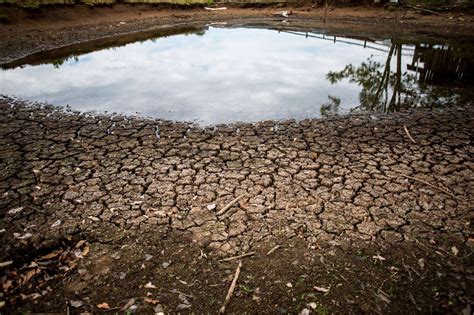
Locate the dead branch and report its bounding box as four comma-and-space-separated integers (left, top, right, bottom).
216, 194, 246, 216
266, 245, 281, 256
403, 125, 417, 144
219, 261, 242, 314
405, 4, 441, 16
219, 252, 255, 262
400, 174, 459, 200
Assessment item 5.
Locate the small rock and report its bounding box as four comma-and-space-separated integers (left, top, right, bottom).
286, 282, 293, 288
451, 246, 459, 256
308, 302, 317, 309
145, 254, 153, 261
207, 204, 216, 211
13, 233, 32, 240
418, 258, 425, 269
300, 308, 310, 315
70, 300, 83, 308
119, 272, 126, 280
154, 304, 164, 314
176, 304, 191, 310
162, 261, 171, 268
51, 219, 61, 228
8, 207, 23, 215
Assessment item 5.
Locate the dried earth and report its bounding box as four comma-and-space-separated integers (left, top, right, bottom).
0, 97, 473, 313
0, 4, 474, 313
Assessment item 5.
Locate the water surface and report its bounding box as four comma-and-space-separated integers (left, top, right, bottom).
1, 26, 473, 125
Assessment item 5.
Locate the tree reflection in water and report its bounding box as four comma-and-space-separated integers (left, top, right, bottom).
324, 41, 474, 117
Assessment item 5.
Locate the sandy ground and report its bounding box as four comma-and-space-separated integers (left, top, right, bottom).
0, 4, 473, 314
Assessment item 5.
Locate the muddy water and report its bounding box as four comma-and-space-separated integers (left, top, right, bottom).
1, 26, 473, 125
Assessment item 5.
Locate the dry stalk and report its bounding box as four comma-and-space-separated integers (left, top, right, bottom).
400, 174, 459, 200
266, 245, 281, 256
403, 125, 417, 144
216, 194, 247, 216
218, 261, 242, 314
219, 252, 255, 262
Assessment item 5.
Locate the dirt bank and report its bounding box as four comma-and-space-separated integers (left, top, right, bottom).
1, 4, 474, 64
1, 97, 473, 313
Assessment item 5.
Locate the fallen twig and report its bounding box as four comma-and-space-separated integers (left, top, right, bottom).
399, 174, 459, 200
216, 194, 246, 216
405, 4, 441, 15
205, 7, 227, 11
220, 252, 255, 262
403, 125, 417, 144
266, 245, 281, 256
219, 261, 242, 314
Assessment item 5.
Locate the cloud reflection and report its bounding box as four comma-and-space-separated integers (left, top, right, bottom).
0, 27, 393, 125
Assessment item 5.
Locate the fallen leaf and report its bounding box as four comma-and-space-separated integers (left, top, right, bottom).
144, 298, 160, 305
75, 240, 86, 248
82, 245, 90, 257
451, 246, 459, 256
0, 261, 13, 268
314, 286, 330, 293
3, 280, 12, 291
70, 300, 83, 308
23, 269, 38, 284
144, 282, 157, 289
40, 250, 63, 260
97, 302, 110, 309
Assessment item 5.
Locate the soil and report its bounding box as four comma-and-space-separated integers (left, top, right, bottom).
0, 3, 474, 314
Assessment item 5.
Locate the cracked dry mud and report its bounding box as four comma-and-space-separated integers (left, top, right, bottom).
0, 98, 473, 313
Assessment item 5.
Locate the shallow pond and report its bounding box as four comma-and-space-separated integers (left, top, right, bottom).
1, 25, 473, 125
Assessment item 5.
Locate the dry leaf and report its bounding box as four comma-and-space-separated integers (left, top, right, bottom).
97, 302, 110, 309
3, 280, 12, 291
23, 269, 38, 284
314, 286, 330, 293
144, 282, 157, 289
82, 245, 90, 257
0, 261, 13, 268
40, 250, 63, 260
75, 240, 86, 248
144, 298, 160, 305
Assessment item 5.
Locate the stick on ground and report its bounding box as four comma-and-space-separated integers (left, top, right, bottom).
266, 245, 281, 256
219, 261, 242, 314
403, 125, 417, 144
216, 194, 246, 216
400, 174, 459, 200
219, 252, 255, 262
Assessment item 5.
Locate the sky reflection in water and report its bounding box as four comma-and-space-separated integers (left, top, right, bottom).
1, 27, 472, 125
